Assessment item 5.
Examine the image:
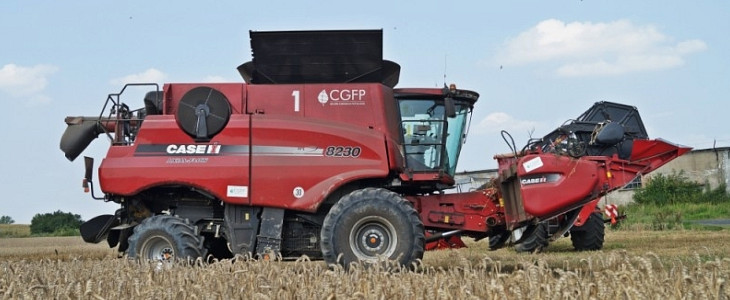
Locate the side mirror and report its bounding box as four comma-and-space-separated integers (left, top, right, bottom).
441, 85, 457, 118
444, 97, 456, 118
84, 156, 94, 182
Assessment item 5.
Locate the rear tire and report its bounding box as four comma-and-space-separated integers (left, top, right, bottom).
514, 222, 549, 253
321, 188, 424, 269
127, 215, 206, 261
570, 212, 605, 251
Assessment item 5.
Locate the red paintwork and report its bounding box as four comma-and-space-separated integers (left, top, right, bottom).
573, 198, 600, 227
502, 139, 690, 221
412, 139, 690, 237
100, 114, 252, 204
424, 233, 467, 250
516, 154, 600, 217
248, 115, 390, 211
100, 82, 401, 212
407, 189, 502, 233
398, 172, 455, 186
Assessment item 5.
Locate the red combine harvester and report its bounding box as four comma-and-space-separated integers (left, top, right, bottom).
60, 30, 689, 267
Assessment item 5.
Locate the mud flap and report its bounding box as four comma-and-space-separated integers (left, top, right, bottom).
80, 214, 119, 243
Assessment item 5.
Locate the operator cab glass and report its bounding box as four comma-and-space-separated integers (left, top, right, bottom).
397, 94, 474, 177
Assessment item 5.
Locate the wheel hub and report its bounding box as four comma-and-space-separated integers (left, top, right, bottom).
140, 236, 176, 261
350, 216, 397, 261
160, 247, 174, 260
363, 229, 384, 250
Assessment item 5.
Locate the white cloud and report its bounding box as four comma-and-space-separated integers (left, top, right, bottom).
28, 95, 52, 106
496, 19, 707, 77
474, 112, 540, 135
110, 68, 167, 85
0, 63, 58, 97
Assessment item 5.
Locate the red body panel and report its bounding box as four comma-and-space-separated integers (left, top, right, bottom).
516, 154, 600, 217
408, 189, 502, 232
493, 139, 691, 225
249, 115, 390, 211
573, 198, 600, 227
99, 82, 401, 212
99, 115, 251, 204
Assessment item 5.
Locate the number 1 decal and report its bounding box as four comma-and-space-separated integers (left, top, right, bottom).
292, 90, 300, 112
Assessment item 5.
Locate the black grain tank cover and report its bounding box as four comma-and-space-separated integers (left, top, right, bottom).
540, 101, 649, 159
238, 29, 400, 88
576, 101, 648, 138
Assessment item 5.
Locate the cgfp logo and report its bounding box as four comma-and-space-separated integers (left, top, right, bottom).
318, 89, 367, 106
317, 90, 329, 105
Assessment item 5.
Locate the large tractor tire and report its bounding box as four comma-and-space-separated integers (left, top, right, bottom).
127, 215, 206, 261
514, 222, 549, 253
321, 188, 424, 269
570, 212, 605, 251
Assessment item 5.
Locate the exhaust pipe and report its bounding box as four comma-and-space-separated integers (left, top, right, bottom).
59, 117, 104, 161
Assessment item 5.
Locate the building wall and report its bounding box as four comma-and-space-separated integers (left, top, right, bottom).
603, 147, 730, 205
449, 170, 497, 193
645, 147, 730, 191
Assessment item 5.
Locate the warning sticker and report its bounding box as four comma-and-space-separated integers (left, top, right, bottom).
227, 185, 249, 198
522, 157, 544, 173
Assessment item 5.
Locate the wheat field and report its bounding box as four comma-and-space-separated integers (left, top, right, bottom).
1, 230, 729, 299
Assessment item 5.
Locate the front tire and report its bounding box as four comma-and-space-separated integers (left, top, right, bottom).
488, 232, 509, 250
570, 212, 605, 251
514, 222, 549, 253
320, 188, 424, 268
127, 215, 206, 261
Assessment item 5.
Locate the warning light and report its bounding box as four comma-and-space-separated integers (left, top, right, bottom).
82, 178, 90, 193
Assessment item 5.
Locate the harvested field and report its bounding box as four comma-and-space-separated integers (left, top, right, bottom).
1, 230, 729, 299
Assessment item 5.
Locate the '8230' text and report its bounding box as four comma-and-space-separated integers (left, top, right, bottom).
324, 146, 361, 158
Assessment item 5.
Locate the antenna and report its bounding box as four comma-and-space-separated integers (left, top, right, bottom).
443, 54, 448, 86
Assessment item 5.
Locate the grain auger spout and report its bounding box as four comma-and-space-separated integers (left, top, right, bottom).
60, 85, 160, 161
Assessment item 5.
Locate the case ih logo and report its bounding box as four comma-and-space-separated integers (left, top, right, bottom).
317, 89, 366, 106
166, 144, 221, 155
520, 177, 547, 185
520, 174, 561, 186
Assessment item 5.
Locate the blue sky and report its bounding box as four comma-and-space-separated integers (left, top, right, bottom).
1, 1, 728, 223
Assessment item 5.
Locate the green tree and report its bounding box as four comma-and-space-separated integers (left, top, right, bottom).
0, 215, 14, 224
30, 210, 83, 235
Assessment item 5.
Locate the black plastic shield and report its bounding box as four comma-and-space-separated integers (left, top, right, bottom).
79, 214, 118, 244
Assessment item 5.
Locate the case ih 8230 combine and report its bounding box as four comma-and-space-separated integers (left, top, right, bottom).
60, 30, 689, 267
